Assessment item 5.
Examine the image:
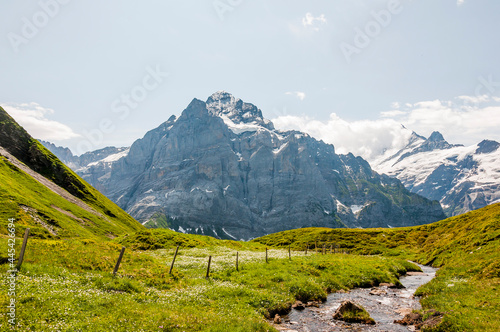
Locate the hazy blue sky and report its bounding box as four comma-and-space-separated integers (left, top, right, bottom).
1, 0, 500, 158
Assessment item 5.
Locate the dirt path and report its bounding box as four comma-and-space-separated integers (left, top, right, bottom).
0, 146, 109, 221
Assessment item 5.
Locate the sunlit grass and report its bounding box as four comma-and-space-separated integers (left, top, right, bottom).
0, 236, 417, 331
254, 203, 500, 331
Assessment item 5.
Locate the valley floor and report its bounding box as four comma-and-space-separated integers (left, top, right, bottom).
1, 238, 417, 331
1, 202, 499, 331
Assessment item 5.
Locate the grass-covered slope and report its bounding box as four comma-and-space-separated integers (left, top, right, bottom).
0, 106, 142, 239
0, 234, 418, 331
253, 202, 500, 331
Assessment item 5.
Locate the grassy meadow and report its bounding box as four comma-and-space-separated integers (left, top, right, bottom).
254, 203, 500, 331
0, 233, 419, 331
0, 202, 498, 331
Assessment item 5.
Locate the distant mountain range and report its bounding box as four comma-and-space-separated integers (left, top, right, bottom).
41, 92, 445, 240
372, 131, 500, 216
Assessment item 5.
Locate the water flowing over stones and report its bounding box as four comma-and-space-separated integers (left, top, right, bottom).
275, 264, 438, 332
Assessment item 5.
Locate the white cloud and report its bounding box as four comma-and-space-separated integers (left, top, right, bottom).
457, 0, 465, 6
3, 102, 80, 141
403, 99, 500, 141
302, 13, 327, 31
381, 110, 406, 118
272, 114, 411, 161
271, 96, 500, 162
285, 91, 306, 101
390, 102, 401, 109
456, 94, 490, 104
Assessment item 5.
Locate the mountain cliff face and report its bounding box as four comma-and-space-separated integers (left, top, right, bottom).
39, 140, 127, 172
45, 92, 445, 239
373, 131, 500, 216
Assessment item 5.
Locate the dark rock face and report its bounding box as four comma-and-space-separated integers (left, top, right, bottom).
40, 141, 128, 173
476, 139, 500, 154
48, 92, 446, 239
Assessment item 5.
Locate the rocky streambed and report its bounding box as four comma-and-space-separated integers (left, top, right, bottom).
274, 263, 438, 332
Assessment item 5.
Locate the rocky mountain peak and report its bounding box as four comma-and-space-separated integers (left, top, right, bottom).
476, 139, 500, 154
206, 91, 274, 130
372, 128, 500, 218
38, 96, 446, 239
427, 131, 445, 142
419, 131, 462, 152
377, 130, 464, 172
408, 131, 426, 144
206, 90, 237, 106
181, 98, 209, 119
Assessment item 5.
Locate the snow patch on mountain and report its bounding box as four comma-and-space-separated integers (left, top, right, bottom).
372, 132, 500, 216
350, 205, 364, 214
87, 148, 130, 167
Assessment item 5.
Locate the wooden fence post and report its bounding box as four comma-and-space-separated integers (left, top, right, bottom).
322, 244, 325, 255
315, 241, 317, 253
330, 245, 333, 254
206, 255, 212, 279
305, 243, 308, 255
113, 246, 126, 275
236, 252, 239, 271
169, 245, 180, 274
16, 228, 30, 269
288, 245, 291, 260
266, 248, 268, 263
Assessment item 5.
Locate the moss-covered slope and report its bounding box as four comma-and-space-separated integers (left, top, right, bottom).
0, 105, 143, 239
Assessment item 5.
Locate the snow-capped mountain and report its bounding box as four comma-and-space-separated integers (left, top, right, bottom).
43, 92, 445, 239
372, 131, 500, 216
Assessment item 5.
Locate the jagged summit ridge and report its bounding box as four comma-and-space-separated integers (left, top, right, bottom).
206, 91, 274, 131
427, 131, 445, 142
391, 131, 462, 165
476, 139, 500, 154
373, 131, 500, 216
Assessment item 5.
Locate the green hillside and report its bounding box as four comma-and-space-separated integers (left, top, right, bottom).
253, 202, 500, 331
0, 106, 143, 239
